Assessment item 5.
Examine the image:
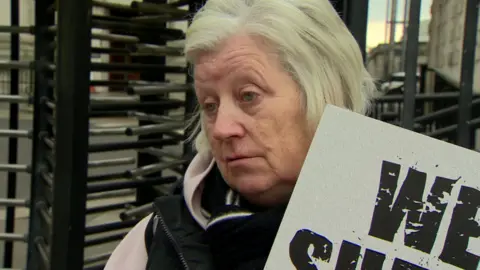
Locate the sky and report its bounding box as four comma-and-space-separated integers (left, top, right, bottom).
366, 0, 432, 50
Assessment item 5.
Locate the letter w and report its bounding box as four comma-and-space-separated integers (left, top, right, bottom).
368, 161, 458, 254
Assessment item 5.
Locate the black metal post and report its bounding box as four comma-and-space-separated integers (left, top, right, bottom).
3, 0, 19, 267
456, 0, 479, 148
401, 0, 421, 130
343, 0, 370, 62
50, 0, 92, 269
26, 0, 55, 269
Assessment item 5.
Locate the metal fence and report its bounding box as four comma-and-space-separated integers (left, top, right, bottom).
368, 0, 479, 150
0, 0, 478, 269
0, 69, 34, 96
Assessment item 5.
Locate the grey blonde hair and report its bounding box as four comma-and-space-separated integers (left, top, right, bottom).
184, 0, 377, 153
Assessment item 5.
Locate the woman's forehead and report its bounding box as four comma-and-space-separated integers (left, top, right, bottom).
193, 35, 276, 83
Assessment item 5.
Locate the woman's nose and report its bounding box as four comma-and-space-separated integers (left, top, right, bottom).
211, 106, 245, 140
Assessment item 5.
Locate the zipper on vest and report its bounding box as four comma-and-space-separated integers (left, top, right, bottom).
156, 212, 190, 270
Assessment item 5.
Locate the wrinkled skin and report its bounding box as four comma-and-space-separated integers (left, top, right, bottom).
193, 34, 315, 207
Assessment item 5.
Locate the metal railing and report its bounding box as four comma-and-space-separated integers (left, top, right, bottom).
0, 0, 478, 269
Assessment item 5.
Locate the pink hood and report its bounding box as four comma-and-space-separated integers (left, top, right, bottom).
104, 153, 215, 270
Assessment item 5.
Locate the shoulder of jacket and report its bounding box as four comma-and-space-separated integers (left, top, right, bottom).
104, 213, 153, 270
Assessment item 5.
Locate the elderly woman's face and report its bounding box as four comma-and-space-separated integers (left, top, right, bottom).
194, 34, 313, 206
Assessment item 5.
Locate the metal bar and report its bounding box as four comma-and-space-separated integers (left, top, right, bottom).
88, 138, 178, 153
92, 0, 134, 12
169, 0, 190, 7
0, 60, 32, 70
91, 14, 131, 23
130, 14, 187, 24
89, 127, 127, 136
87, 190, 135, 201
0, 198, 28, 207
4, 5, 20, 265
119, 203, 153, 220
37, 202, 53, 230
90, 79, 132, 87
0, 94, 30, 103
468, 117, 480, 129
125, 161, 185, 178
90, 100, 184, 113
88, 157, 136, 168
88, 172, 126, 182
425, 117, 480, 138
387, 0, 398, 75
0, 164, 30, 173
0, 233, 27, 242
132, 44, 183, 56
49, 25, 140, 43
90, 62, 186, 73
90, 95, 138, 103
125, 122, 184, 136
41, 171, 54, 187
45, 99, 55, 110
91, 19, 185, 40
43, 136, 55, 149
0, 25, 33, 34
83, 252, 112, 265
131, 1, 189, 16
128, 111, 182, 123
84, 220, 138, 235
50, 0, 92, 269
127, 83, 191, 95
85, 201, 135, 214
401, 0, 421, 130
375, 92, 480, 102
164, 131, 184, 141
140, 147, 182, 160
89, 110, 134, 118
0, 129, 31, 138
91, 47, 134, 55
87, 176, 177, 193
35, 238, 50, 270
26, 1, 55, 264
84, 232, 127, 247
91, 32, 139, 43
415, 98, 480, 123
426, 125, 458, 138
344, 0, 369, 61
456, 0, 479, 148
400, 0, 410, 69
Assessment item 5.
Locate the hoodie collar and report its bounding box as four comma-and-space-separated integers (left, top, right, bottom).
183, 152, 216, 229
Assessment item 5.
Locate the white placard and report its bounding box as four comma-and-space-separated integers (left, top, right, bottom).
265, 105, 480, 270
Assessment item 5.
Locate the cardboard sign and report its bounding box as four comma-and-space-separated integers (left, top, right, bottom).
264, 105, 480, 270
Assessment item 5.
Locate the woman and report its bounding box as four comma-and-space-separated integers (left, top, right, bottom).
105, 0, 376, 269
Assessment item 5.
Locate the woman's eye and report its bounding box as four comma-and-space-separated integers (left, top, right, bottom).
203, 102, 217, 113
241, 92, 258, 102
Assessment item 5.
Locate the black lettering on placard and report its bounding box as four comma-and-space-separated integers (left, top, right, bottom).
369, 161, 458, 253
439, 186, 480, 269
392, 258, 428, 270
361, 249, 386, 269
333, 241, 361, 270
289, 229, 332, 269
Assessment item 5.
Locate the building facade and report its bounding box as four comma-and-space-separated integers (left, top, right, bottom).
427, 0, 480, 93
